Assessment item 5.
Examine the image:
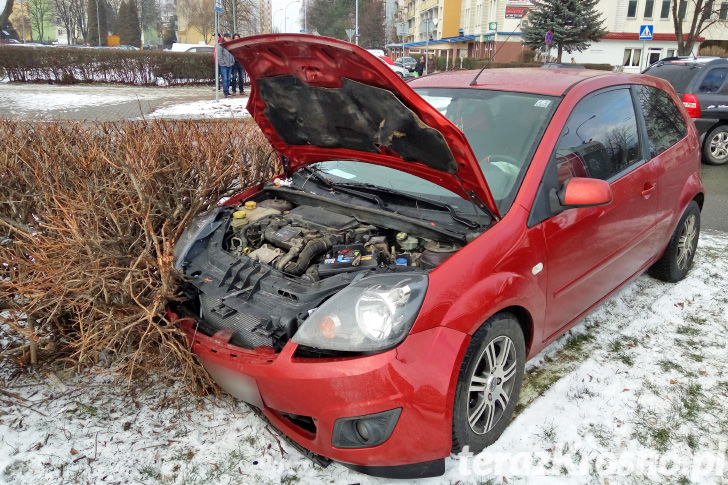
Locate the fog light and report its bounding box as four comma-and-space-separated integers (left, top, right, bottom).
355, 420, 370, 442
332, 408, 401, 449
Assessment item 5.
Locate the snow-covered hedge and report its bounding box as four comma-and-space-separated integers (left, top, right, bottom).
0, 46, 215, 85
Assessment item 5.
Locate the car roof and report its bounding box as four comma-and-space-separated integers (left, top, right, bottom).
409, 68, 614, 96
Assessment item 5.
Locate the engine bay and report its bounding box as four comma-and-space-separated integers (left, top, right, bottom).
176, 188, 477, 354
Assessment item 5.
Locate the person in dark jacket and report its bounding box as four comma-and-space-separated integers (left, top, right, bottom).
415, 55, 425, 77
231, 33, 245, 95
217, 33, 235, 97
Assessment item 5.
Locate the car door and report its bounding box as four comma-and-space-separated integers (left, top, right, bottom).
695, 66, 728, 120
530, 87, 661, 342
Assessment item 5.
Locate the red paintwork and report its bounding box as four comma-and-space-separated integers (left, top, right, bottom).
174, 312, 468, 466
562, 178, 612, 206
224, 34, 502, 218
177, 37, 705, 470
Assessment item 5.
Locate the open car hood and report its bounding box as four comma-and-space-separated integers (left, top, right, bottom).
225, 34, 500, 218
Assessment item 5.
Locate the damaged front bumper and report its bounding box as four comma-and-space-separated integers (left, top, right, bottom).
171, 309, 468, 478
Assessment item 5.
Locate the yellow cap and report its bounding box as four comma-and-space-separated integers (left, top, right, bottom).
244, 201, 257, 210
232, 210, 247, 219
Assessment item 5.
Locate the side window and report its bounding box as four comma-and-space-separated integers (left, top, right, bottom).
698, 68, 728, 93
554, 88, 641, 183
636, 85, 688, 157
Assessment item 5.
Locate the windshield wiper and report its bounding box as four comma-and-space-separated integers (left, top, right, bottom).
301, 167, 386, 209
301, 167, 483, 229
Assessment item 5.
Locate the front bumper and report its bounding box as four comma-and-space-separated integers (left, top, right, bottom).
172, 309, 468, 475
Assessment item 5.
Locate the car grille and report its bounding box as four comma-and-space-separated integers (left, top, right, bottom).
199, 293, 271, 349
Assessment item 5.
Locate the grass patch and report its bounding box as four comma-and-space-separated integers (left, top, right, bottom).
676, 325, 701, 336
658, 359, 684, 374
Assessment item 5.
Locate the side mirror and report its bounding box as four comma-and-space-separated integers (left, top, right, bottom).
557, 177, 612, 208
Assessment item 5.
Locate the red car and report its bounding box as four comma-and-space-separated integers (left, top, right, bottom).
171, 35, 704, 477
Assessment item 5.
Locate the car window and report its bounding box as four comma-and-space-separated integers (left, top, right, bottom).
636, 85, 687, 157
698, 68, 728, 93
554, 88, 640, 183
644, 64, 701, 92
415, 88, 559, 214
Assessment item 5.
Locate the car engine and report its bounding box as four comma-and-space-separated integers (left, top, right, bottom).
176, 192, 466, 354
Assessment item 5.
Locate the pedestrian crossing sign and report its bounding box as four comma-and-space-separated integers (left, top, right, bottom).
639, 25, 653, 40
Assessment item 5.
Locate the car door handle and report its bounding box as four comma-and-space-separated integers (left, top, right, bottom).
641, 182, 656, 199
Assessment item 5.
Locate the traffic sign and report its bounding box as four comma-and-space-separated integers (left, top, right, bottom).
214, 0, 222, 12
639, 25, 653, 40
545, 30, 552, 46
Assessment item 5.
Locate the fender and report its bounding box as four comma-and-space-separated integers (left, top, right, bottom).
411, 205, 547, 353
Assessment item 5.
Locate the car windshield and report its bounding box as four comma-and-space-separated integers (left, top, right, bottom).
415, 87, 559, 213
304, 160, 481, 215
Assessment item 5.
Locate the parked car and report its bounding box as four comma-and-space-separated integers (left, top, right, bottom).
643, 56, 728, 165
377, 55, 413, 79
171, 36, 704, 478
168, 42, 213, 54
394, 56, 417, 71
113, 44, 140, 50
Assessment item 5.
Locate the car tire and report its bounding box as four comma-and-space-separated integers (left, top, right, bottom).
452, 312, 525, 454
703, 125, 728, 165
649, 200, 700, 282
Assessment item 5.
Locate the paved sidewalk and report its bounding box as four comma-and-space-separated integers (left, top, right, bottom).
0, 83, 245, 121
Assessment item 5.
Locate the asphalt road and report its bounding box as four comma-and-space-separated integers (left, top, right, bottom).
0, 82, 725, 232
702, 163, 728, 233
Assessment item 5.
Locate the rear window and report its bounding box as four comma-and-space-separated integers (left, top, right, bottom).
644, 64, 702, 92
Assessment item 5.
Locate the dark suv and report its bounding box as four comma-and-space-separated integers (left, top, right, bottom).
644, 57, 728, 165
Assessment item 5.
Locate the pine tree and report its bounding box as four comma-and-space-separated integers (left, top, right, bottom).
87, 0, 109, 45
118, 0, 141, 46
127, 0, 141, 47
117, 0, 129, 41
521, 0, 607, 63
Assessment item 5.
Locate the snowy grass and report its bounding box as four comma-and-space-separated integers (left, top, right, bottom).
1, 233, 727, 485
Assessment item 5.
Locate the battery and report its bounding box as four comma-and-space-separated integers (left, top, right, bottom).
317, 244, 379, 277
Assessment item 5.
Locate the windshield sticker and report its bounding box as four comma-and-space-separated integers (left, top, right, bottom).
326, 168, 356, 179
534, 99, 552, 108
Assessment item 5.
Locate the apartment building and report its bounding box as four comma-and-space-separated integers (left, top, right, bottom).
394, 0, 728, 70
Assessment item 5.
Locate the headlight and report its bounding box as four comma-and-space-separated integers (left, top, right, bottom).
292, 274, 428, 352
173, 208, 222, 270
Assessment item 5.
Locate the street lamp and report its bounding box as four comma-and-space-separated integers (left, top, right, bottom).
283, 0, 299, 32
96, 0, 101, 45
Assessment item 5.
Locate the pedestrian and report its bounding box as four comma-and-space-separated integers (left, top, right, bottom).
217, 33, 235, 97
231, 33, 245, 95
415, 55, 425, 77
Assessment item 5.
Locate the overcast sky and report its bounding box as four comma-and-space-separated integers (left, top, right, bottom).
271, 0, 303, 33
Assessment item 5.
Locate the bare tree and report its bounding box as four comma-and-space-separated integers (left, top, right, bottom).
672, 0, 727, 55
177, 0, 213, 42
220, 0, 257, 35
27, 0, 53, 40
53, 0, 83, 43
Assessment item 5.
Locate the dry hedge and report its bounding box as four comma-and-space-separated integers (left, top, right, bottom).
0, 119, 278, 388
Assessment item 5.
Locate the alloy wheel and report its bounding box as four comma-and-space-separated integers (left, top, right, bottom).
467, 335, 518, 434
676, 213, 697, 270
709, 131, 728, 162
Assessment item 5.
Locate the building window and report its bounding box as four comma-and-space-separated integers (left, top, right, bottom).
721, 2, 728, 20
644, 0, 654, 17
661, 0, 671, 18
666, 48, 676, 57
678, 0, 687, 18
628, 0, 638, 17
623, 48, 642, 67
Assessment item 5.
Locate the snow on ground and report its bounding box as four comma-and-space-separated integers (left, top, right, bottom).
147, 94, 250, 120
1, 233, 726, 485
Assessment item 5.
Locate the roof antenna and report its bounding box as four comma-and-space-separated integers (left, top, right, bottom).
470, 22, 522, 86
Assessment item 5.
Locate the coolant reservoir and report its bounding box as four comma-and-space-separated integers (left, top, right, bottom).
242, 200, 281, 222
230, 210, 249, 231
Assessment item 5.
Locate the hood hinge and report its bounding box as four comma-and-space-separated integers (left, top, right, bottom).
282, 155, 291, 177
